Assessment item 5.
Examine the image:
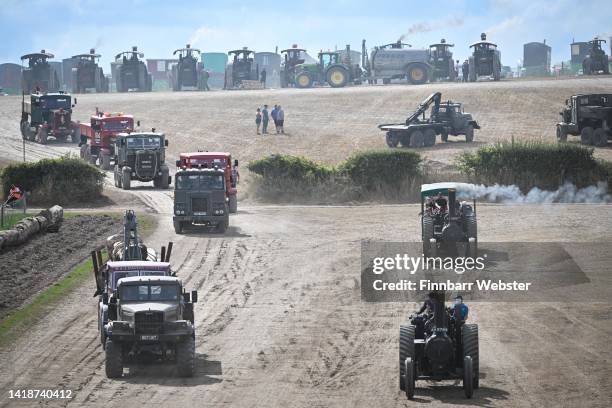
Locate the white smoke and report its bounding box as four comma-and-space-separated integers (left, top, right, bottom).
485, 15, 524, 36
400, 17, 464, 40
188, 26, 217, 47
455, 182, 612, 204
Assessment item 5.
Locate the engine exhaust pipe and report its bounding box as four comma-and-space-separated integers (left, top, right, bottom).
165, 242, 173, 262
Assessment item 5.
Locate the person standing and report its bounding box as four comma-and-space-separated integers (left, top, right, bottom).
255, 107, 262, 135
271, 104, 278, 133
455, 60, 460, 80
276, 105, 285, 134
260, 69, 267, 88
202, 70, 210, 91
261, 104, 269, 134
462, 59, 469, 82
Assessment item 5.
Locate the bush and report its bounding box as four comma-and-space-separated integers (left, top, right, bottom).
248, 154, 333, 182
456, 141, 611, 192
337, 150, 422, 189
1, 156, 105, 205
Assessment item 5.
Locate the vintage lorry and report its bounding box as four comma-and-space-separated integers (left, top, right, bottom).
79, 111, 135, 169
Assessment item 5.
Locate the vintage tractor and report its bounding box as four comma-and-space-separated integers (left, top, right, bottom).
176, 152, 239, 213
21, 50, 60, 93
557, 94, 612, 147
362, 39, 431, 85
379, 92, 479, 148
582, 38, 610, 75
420, 183, 477, 258
468, 33, 501, 82
280, 45, 307, 88
113, 131, 171, 190
91, 209, 174, 347
71, 49, 109, 93
20, 91, 79, 144
114, 47, 152, 92
428, 39, 456, 81
224, 48, 259, 89
171, 44, 204, 91
400, 291, 479, 399
173, 167, 230, 234
293, 45, 362, 88
79, 111, 135, 169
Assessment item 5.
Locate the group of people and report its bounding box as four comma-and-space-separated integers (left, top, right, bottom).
255, 104, 285, 135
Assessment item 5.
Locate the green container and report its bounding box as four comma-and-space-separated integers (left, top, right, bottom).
202, 53, 228, 74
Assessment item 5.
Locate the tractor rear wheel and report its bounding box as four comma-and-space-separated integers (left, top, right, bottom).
424, 128, 436, 147
326, 67, 348, 88
121, 167, 131, 190
407, 64, 428, 85
463, 324, 479, 389
556, 125, 568, 142
580, 127, 594, 145
399, 325, 415, 392
409, 130, 424, 148
386, 132, 399, 148
295, 72, 313, 88
465, 125, 474, 143
105, 339, 123, 378
593, 128, 608, 147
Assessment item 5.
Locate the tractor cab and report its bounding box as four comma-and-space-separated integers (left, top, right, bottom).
71, 49, 108, 93
468, 33, 501, 81
114, 46, 152, 92
174, 43, 200, 61
73, 49, 100, 66
227, 47, 259, 86
429, 39, 454, 59
172, 44, 203, 90
116, 46, 144, 64
319, 51, 340, 68
281, 45, 306, 67
583, 38, 609, 75
429, 39, 456, 80
21, 50, 59, 93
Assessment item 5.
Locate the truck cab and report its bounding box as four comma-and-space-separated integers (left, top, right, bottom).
20, 91, 78, 144
113, 131, 171, 190
173, 168, 229, 234
80, 112, 135, 169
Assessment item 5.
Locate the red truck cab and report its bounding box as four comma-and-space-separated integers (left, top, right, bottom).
177, 152, 239, 213
80, 111, 135, 170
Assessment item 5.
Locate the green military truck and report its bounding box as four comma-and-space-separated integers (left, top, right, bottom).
173, 168, 230, 234
113, 131, 171, 190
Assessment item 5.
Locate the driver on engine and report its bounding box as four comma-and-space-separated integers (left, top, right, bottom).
451, 295, 469, 321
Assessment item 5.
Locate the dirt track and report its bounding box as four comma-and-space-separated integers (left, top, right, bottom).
0, 80, 611, 407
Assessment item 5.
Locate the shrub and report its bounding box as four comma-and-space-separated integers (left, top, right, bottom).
1, 156, 105, 205
337, 150, 422, 189
248, 154, 333, 182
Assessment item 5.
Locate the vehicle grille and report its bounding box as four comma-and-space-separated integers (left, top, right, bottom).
134, 151, 157, 179
192, 197, 208, 213
135, 311, 164, 334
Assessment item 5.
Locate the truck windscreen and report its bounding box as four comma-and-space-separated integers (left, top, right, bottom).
126, 137, 161, 149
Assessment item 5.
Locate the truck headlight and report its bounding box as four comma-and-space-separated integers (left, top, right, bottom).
175, 203, 186, 215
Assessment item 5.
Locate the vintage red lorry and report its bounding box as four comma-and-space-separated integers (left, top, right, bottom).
79, 111, 135, 170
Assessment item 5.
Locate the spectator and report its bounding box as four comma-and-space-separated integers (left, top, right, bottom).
262, 104, 269, 134
255, 107, 262, 135
202, 70, 210, 91
276, 105, 285, 134
462, 59, 469, 82
271, 104, 278, 132
260, 69, 267, 88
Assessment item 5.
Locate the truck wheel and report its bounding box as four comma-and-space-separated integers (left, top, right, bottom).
462, 324, 479, 389
121, 167, 131, 190
160, 167, 170, 189
386, 132, 399, 148
174, 220, 183, 234
399, 325, 415, 392
593, 128, 608, 147
114, 166, 122, 188
176, 337, 195, 377
71, 125, 80, 143
295, 72, 313, 88
100, 310, 108, 348
405, 357, 415, 399
409, 130, 424, 148
441, 130, 449, 142
424, 128, 436, 147
217, 217, 229, 233
580, 127, 594, 145
468, 57, 477, 82
465, 125, 475, 142
36, 127, 48, 144
463, 356, 474, 398
556, 125, 568, 142
407, 64, 428, 85
466, 216, 478, 255
229, 195, 238, 213
382, 78, 391, 85
105, 339, 123, 378
326, 67, 348, 88
422, 216, 434, 256
20, 121, 33, 140
101, 153, 111, 171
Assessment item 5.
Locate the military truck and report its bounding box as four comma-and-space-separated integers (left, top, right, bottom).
225, 48, 259, 89
293, 46, 362, 88
20, 91, 79, 144
173, 168, 229, 234
420, 183, 478, 258
582, 38, 610, 75
428, 39, 456, 81
71, 49, 109, 93
113, 131, 171, 190
362, 39, 431, 85
468, 33, 501, 82
400, 291, 479, 399
102, 276, 197, 378
379, 92, 479, 148
557, 94, 612, 146
114, 47, 152, 92
79, 111, 135, 170
280, 45, 307, 87
21, 50, 60, 93
171, 44, 204, 91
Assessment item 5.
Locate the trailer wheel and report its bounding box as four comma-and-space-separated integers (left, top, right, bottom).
580, 127, 594, 145
386, 132, 399, 148
399, 325, 415, 391
105, 339, 123, 378
176, 337, 195, 377
295, 72, 313, 88
407, 64, 428, 85
465, 125, 474, 143
424, 128, 436, 147
409, 130, 424, 148
593, 128, 608, 147
462, 324, 479, 389
463, 356, 474, 398
556, 125, 568, 142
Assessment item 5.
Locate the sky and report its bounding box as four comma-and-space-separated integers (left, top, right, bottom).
1, 0, 611, 69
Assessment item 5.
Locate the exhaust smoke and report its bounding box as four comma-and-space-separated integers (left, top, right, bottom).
456, 182, 612, 204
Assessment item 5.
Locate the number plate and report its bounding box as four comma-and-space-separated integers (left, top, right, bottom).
140, 335, 158, 341
194, 212, 207, 216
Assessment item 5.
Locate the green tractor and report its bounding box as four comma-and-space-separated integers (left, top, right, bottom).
294, 46, 362, 88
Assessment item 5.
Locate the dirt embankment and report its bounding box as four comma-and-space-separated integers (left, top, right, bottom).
0, 215, 121, 319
